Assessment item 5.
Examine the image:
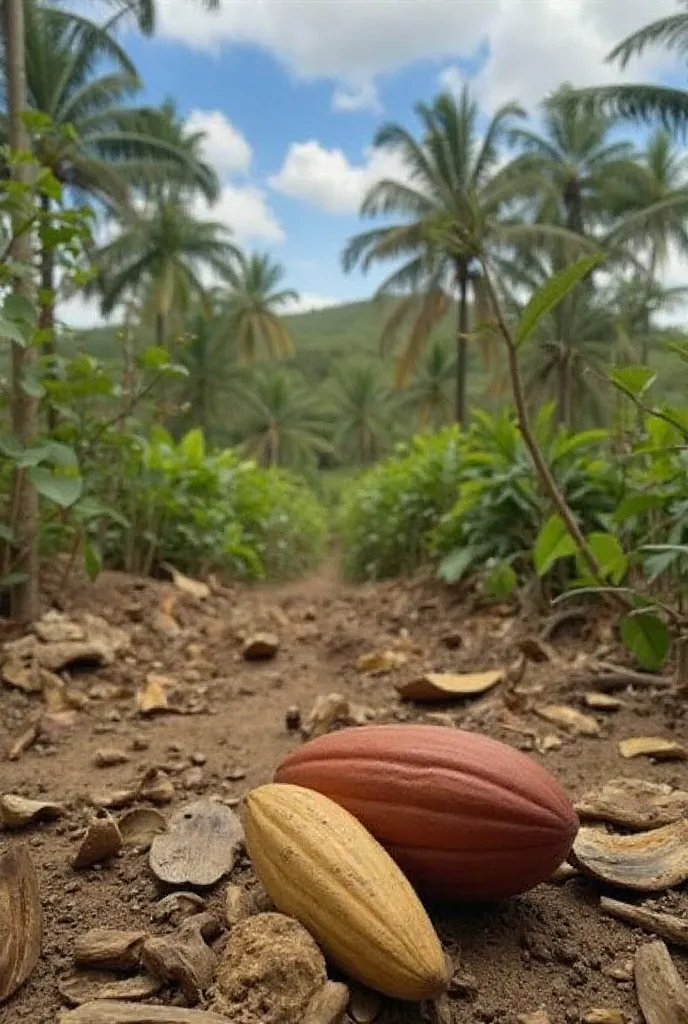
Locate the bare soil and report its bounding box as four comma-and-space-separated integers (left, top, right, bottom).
1, 558, 687, 1023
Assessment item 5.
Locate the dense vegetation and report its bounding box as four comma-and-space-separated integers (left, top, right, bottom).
3, 0, 688, 670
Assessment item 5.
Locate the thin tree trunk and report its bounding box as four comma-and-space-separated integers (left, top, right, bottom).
3, 0, 40, 622
39, 193, 58, 432
641, 247, 657, 365
455, 266, 469, 428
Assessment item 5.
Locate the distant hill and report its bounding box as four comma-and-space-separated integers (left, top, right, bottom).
64, 295, 688, 412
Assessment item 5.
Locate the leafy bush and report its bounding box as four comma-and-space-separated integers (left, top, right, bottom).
339, 407, 625, 585
431, 406, 623, 588
338, 426, 465, 579
104, 427, 327, 581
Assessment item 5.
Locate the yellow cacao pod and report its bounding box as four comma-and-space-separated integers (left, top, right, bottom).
243, 782, 450, 1002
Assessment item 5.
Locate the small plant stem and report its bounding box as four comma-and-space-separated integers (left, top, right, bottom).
479, 257, 627, 608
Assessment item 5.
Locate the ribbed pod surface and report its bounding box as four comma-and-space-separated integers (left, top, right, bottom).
274, 724, 579, 901
243, 782, 450, 1001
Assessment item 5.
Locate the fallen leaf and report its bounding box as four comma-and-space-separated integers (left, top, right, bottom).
619, 737, 688, 761
135, 675, 170, 716
2, 657, 41, 692
582, 1010, 625, 1024
224, 885, 252, 929
34, 611, 85, 643
163, 565, 210, 601
58, 1001, 237, 1022
356, 650, 406, 673
149, 799, 244, 887
0, 794, 63, 829
397, 669, 504, 702
118, 808, 166, 849
570, 819, 688, 891
601, 897, 688, 948
575, 778, 688, 830
140, 912, 220, 1005
517, 1013, 551, 1024
74, 929, 147, 971
0, 844, 43, 1004
137, 769, 175, 805
536, 733, 563, 753
94, 748, 131, 769
348, 983, 383, 1023
152, 893, 206, 926
7, 722, 40, 761
304, 981, 350, 1024
583, 692, 626, 711
519, 636, 556, 662
634, 940, 688, 1024
242, 633, 279, 661
301, 693, 350, 740
73, 811, 123, 869
535, 704, 601, 737
57, 972, 161, 1007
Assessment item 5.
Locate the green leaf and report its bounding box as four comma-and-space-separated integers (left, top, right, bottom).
533, 514, 577, 576
482, 561, 517, 601
4, 293, 36, 326
1, 571, 31, 588
515, 254, 603, 347
619, 612, 670, 671
0, 314, 28, 346
138, 345, 170, 370
83, 540, 102, 582
437, 546, 476, 584
179, 428, 205, 462
613, 493, 667, 522
28, 467, 83, 508
586, 532, 628, 584
607, 365, 656, 397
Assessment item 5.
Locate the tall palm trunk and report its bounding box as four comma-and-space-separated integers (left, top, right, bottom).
3, 0, 40, 622
641, 247, 657, 365
455, 263, 469, 428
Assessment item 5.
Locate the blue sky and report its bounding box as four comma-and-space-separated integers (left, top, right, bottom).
61, 0, 682, 326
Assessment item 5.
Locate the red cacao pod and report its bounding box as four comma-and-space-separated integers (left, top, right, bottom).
274, 723, 579, 902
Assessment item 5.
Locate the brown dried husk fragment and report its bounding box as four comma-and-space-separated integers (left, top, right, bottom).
74, 929, 147, 971
0, 844, 42, 1004
570, 819, 688, 891
58, 1003, 235, 1023
575, 777, 688, 830
600, 897, 688, 948
57, 971, 162, 1007
634, 940, 688, 1024
303, 981, 350, 1024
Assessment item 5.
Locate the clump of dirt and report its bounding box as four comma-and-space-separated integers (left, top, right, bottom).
0, 558, 687, 1023
213, 912, 327, 1023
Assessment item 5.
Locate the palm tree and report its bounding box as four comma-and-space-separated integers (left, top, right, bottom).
326, 358, 393, 465
399, 339, 454, 432
606, 128, 688, 359
219, 252, 298, 364
1, 2, 219, 360
342, 87, 587, 427
94, 188, 239, 349
565, 6, 688, 134
509, 84, 637, 233
232, 367, 332, 469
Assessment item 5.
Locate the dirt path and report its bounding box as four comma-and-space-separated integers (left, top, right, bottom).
1, 564, 687, 1022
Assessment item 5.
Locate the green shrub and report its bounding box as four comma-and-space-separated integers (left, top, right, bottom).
339, 406, 625, 585
338, 426, 465, 579
431, 406, 624, 587
105, 427, 327, 581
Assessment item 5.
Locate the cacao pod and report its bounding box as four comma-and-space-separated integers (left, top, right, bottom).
274, 723, 579, 901
243, 782, 450, 1001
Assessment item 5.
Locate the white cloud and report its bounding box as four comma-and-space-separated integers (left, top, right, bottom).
185, 109, 252, 175
269, 141, 410, 215
281, 293, 342, 315
156, 0, 677, 116
332, 81, 382, 115
195, 183, 285, 245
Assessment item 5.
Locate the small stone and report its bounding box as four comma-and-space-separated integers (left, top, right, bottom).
242, 632, 279, 660
73, 811, 122, 868
285, 705, 302, 732
93, 748, 130, 768
191, 752, 207, 766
